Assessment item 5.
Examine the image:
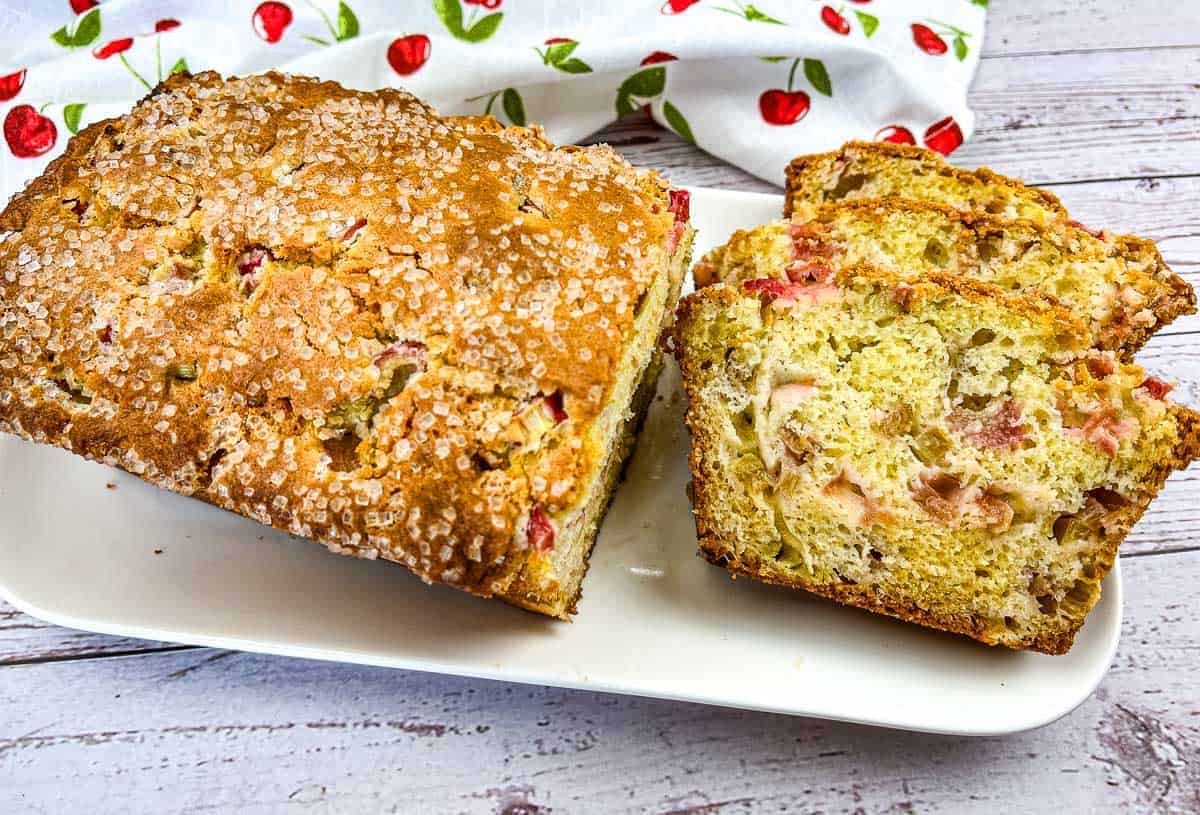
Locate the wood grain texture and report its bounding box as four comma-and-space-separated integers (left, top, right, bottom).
1, 551, 1196, 814
3, 3, 1200, 811
0, 604, 188, 666
956, 46, 1200, 184
983, 1, 1199, 55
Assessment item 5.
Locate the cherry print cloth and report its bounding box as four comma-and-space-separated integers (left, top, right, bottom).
0, 0, 986, 199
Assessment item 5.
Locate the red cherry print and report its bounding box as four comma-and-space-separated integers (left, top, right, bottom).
155, 19, 181, 33
875, 125, 915, 145
821, 6, 850, 35
252, 2, 293, 44
0, 69, 26, 102
387, 34, 431, 76
93, 38, 134, 59
4, 105, 58, 159
544, 37, 574, 45
923, 117, 963, 156
641, 51, 678, 66
465, 0, 501, 7
912, 24, 948, 55
759, 89, 811, 126
70, 0, 97, 13
660, 0, 701, 14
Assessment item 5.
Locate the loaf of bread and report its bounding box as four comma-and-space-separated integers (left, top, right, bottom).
784, 140, 1069, 223
672, 268, 1200, 653
0, 72, 695, 617
693, 198, 1194, 355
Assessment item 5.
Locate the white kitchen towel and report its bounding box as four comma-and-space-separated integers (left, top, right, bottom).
0, 0, 986, 200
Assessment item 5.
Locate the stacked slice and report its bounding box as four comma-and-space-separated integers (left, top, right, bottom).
674, 143, 1199, 652
783, 140, 1068, 223
698, 147, 1194, 357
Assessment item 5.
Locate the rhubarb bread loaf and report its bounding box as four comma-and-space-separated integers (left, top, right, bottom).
0, 71, 695, 617
672, 269, 1200, 653
693, 199, 1194, 355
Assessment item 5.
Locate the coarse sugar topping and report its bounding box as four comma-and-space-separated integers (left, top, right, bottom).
0, 71, 681, 594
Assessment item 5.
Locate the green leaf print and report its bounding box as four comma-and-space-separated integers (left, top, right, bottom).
336, 2, 360, 41
742, 4, 784, 24
433, 0, 465, 37
662, 100, 694, 144
555, 58, 591, 74
73, 9, 102, 47
543, 41, 578, 64
63, 103, 86, 135
463, 12, 503, 43
169, 57, 189, 76
615, 66, 667, 118
855, 11, 879, 38
50, 8, 102, 49
502, 88, 526, 126
953, 35, 968, 61
804, 58, 832, 97
620, 67, 666, 99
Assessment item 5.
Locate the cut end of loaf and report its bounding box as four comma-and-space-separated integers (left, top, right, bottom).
673, 270, 1199, 653
500, 224, 696, 617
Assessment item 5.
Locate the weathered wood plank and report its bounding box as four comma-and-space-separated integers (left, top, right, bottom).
0, 603, 188, 666
958, 46, 1200, 183
984, 2, 1200, 57
1, 551, 1195, 814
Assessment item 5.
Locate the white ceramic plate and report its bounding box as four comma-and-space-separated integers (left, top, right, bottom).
0, 187, 1120, 735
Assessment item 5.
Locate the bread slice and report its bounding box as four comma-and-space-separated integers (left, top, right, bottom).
693, 199, 1194, 356
783, 141, 1184, 316
0, 71, 695, 618
784, 140, 1068, 224
671, 268, 1200, 653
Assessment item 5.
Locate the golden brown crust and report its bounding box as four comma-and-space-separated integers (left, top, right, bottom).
0, 72, 688, 611
698, 545, 1076, 654
783, 140, 1068, 220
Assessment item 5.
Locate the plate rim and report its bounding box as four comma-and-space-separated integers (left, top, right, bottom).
0, 559, 1123, 736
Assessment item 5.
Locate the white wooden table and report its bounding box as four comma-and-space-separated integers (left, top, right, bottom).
4, 3, 1199, 812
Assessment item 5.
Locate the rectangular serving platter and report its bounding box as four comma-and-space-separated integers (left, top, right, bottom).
0, 187, 1120, 735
